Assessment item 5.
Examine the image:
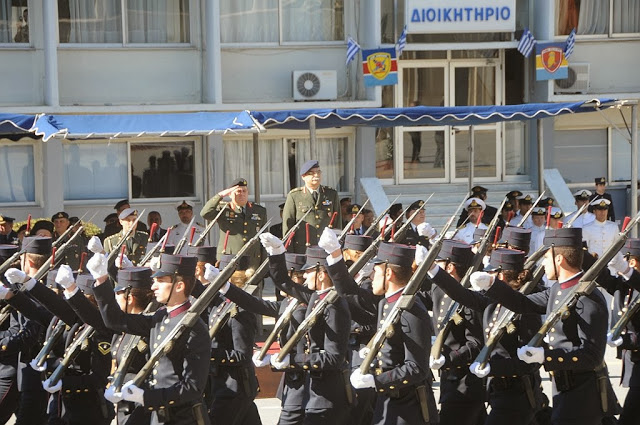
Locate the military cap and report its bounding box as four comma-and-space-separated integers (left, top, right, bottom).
464, 197, 486, 211
76, 273, 96, 296
436, 240, 473, 267
161, 244, 175, 255
230, 177, 248, 188
118, 208, 138, 220
573, 189, 592, 200
349, 204, 362, 215
31, 220, 54, 235
114, 199, 130, 211
389, 203, 403, 218
151, 254, 197, 278
499, 227, 531, 250
549, 207, 563, 219
69, 216, 80, 225
622, 239, 640, 258
541, 197, 555, 207
189, 246, 217, 264
516, 194, 534, 204
406, 200, 425, 217
531, 206, 546, 216
471, 185, 488, 195
115, 267, 153, 292
0, 245, 18, 262
0, 214, 14, 225
590, 198, 611, 209
219, 254, 250, 271
344, 235, 372, 252
22, 236, 52, 255
51, 211, 69, 221
595, 177, 606, 185
300, 160, 320, 176
370, 242, 415, 269
506, 190, 523, 199
503, 201, 514, 211
543, 228, 582, 248
301, 246, 328, 270
104, 213, 119, 223
471, 227, 499, 245
484, 249, 526, 272
176, 200, 193, 211
285, 253, 307, 271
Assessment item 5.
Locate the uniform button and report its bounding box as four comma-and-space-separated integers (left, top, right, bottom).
389, 385, 395, 389
557, 291, 562, 296
244, 222, 248, 225
441, 301, 445, 305
546, 357, 553, 362
66, 389, 71, 393
243, 238, 247, 242
550, 328, 555, 333
303, 365, 309, 370
402, 380, 408, 384
153, 343, 158, 348
230, 359, 235, 363
243, 230, 247, 234
549, 346, 553, 349
384, 305, 388, 309
164, 319, 170, 324
572, 357, 578, 362
549, 337, 554, 342
153, 369, 158, 375
316, 225, 320, 228
378, 389, 384, 393
312, 364, 319, 369
221, 359, 226, 363
160, 326, 165, 331
148, 407, 154, 411
558, 357, 564, 362
84, 389, 89, 392
555, 300, 559, 304
169, 400, 175, 405
485, 328, 490, 332
157, 335, 162, 340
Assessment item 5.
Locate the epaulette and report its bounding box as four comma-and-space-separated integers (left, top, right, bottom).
290, 187, 304, 193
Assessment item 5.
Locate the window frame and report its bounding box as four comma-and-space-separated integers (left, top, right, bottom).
0, 0, 31, 47
0, 137, 40, 207
553, 0, 640, 40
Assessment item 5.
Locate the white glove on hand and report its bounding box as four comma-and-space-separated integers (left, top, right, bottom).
104, 386, 123, 404
607, 332, 623, 348
358, 346, 370, 360
608, 252, 630, 276
252, 352, 271, 368
378, 215, 391, 231
417, 222, 436, 239
429, 355, 446, 370
55, 264, 76, 289
318, 227, 341, 254
42, 377, 62, 394
121, 381, 145, 405
414, 245, 429, 266
259, 233, 286, 256
219, 281, 231, 294
148, 256, 161, 272
350, 369, 375, 389
470, 361, 491, 378
86, 253, 109, 279
115, 254, 134, 269
29, 358, 47, 372
517, 346, 544, 364
470, 272, 494, 291
4, 268, 27, 285
203, 263, 220, 283
270, 353, 291, 370
0, 286, 10, 301
87, 236, 104, 254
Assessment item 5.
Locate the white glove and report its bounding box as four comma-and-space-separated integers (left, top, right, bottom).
115, 254, 134, 269
607, 332, 623, 347
0, 286, 10, 300
55, 264, 76, 289
429, 355, 445, 370
121, 381, 145, 405
358, 346, 370, 360
470, 272, 494, 291
219, 281, 231, 294
414, 245, 429, 266
86, 253, 109, 279
349, 369, 375, 389
417, 222, 436, 239
470, 361, 491, 378
318, 227, 341, 254
42, 377, 62, 394
148, 256, 161, 272
87, 236, 104, 254
4, 268, 27, 285
357, 262, 375, 280
104, 386, 123, 404
29, 358, 47, 372
378, 215, 391, 231
259, 233, 286, 256
608, 252, 630, 275
517, 346, 544, 364
270, 352, 290, 370
203, 263, 220, 283
252, 352, 271, 368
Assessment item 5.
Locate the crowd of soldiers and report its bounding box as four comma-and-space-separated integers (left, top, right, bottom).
0, 161, 636, 425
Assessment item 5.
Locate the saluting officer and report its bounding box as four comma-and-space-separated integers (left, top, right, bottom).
200, 178, 267, 270
103, 208, 148, 266
52, 211, 87, 270
282, 160, 341, 254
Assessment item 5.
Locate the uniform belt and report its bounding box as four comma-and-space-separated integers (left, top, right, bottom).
490, 375, 525, 391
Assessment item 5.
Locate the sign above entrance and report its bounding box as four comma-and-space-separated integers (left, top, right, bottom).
406, 0, 516, 34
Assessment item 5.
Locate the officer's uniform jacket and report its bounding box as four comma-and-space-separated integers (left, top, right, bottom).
200, 194, 267, 270
529, 225, 545, 254
166, 221, 205, 247
94, 283, 211, 425
104, 231, 149, 266
398, 224, 431, 248
582, 219, 619, 258
457, 204, 502, 228
513, 212, 533, 229
454, 222, 488, 245
589, 192, 615, 221
564, 211, 596, 229
282, 185, 341, 254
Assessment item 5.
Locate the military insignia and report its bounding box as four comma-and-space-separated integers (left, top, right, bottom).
469, 200, 480, 208
251, 213, 261, 221
98, 341, 112, 355
541, 46, 563, 73
229, 212, 235, 218
322, 199, 331, 206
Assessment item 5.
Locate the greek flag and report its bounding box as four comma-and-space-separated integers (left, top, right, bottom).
517, 28, 536, 58
396, 25, 407, 56
564, 28, 576, 59
346, 37, 361, 65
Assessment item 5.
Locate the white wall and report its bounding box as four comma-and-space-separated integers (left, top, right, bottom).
0, 51, 44, 106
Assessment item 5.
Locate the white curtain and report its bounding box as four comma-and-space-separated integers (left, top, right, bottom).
282, 0, 339, 41
577, 0, 609, 34
128, 0, 188, 43
223, 139, 285, 195
67, 0, 122, 43
0, 145, 35, 202
613, 0, 640, 33
220, 0, 278, 43
290, 137, 346, 191
0, 1, 11, 43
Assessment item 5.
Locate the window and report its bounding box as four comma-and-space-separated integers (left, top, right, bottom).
611, 128, 640, 183
0, 142, 35, 202
0, 0, 29, 44
63, 142, 128, 200
220, 0, 344, 44
553, 129, 607, 184
555, 0, 640, 36
130, 141, 195, 199
58, 0, 190, 44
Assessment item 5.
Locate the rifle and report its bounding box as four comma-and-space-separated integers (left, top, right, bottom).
609, 291, 640, 342
339, 199, 370, 244
565, 203, 589, 228
174, 217, 196, 254
359, 194, 469, 374
527, 211, 640, 348
31, 319, 67, 372
130, 220, 271, 387
48, 324, 95, 386
192, 206, 228, 247
52, 211, 90, 248
208, 285, 260, 340
363, 194, 402, 238
391, 193, 435, 244
256, 297, 301, 361
431, 197, 508, 360
516, 191, 546, 228
106, 209, 146, 264
138, 228, 171, 266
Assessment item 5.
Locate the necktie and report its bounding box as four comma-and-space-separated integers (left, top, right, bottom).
312, 191, 318, 204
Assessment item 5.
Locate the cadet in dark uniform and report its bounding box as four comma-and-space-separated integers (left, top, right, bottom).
91, 252, 211, 425
52, 211, 87, 270
472, 227, 619, 425
103, 208, 148, 266
590, 177, 615, 221
396, 200, 436, 247
497, 226, 532, 255
200, 178, 268, 271
282, 160, 341, 254
0, 244, 21, 423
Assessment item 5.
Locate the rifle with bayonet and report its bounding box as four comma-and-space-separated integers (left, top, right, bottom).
256, 297, 302, 361
192, 206, 228, 248
391, 193, 435, 244
48, 324, 95, 386
208, 284, 260, 340
609, 290, 640, 343
363, 194, 402, 238
516, 191, 546, 228
31, 319, 67, 372
174, 217, 196, 255
359, 194, 469, 374
565, 203, 589, 228
339, 199, 370, 244
138, 227, 172, 266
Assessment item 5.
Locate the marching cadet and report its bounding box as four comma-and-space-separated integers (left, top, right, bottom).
564, 189, 596, 229
0, 244, 21, 423
91, 251, 211, 425
397, 200, 437, 247
529, 207, 547, 254
583, 199, 619, 258
260, 233, 351, 425
454, 198, 488, 245
0, 214, 18, 245
498, 226, 532, 255
52, 211, 86, 270
103, 208, 148, 266
166, 201, 205, 247
31, 220, 54, 238
200, 178, 267, 270
514, 194, 535, 229
590, 177, 616, 221
471, 227, 619, 425
505, 190, 523, 212
282, 160, 342, 254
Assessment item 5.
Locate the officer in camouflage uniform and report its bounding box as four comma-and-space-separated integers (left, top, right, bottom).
52, 211, 87, 270
282, 160, 341, 254
200, 178, 267, 271
103, 208, 148, 266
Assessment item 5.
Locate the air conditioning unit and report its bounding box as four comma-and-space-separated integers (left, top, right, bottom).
554, 63, 590, 94
293, 70, 338, 101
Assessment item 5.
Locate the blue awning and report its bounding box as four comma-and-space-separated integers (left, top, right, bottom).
252, 99, 618, 130
0, 113, 37, 136
32, 111, 263, 142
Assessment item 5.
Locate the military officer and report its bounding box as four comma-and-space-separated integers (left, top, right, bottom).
456, 186, 501, 228
52, 211, 86, 270
200, 178, 267, 270
396, 200, 436, 247
582, 199, 619, 258
282, 160, 341, 254
529, 207, 547, 254
514, 194, 535, 229
113, 200, 148, 233
564, 189, 596, 229
0, 214, 18, 245
590, 177, 616, 221
454, 198, 488, 245
103, 208, 148, 266
166, 201, 205, 247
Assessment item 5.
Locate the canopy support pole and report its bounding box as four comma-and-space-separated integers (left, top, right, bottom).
309, 116, 317, 159
537, 119, 544, 195
468, 125, 474, 192
253, 132, 261, 204
632, 103, 638, 238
